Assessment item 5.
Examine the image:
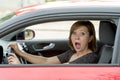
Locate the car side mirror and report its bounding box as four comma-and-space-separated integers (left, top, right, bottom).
16, 29, 35, 40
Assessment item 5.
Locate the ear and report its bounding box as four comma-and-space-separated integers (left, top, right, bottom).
89, 36, 93, 43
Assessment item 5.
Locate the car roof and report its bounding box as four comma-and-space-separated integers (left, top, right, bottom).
15, 1, 120, 15
0, 1, 120, 32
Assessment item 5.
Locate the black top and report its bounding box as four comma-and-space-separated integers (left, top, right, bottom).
57, 50, 98, 64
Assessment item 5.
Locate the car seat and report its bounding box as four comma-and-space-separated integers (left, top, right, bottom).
98, 21, 116, 63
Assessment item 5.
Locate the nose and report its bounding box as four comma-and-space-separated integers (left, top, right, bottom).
74, 35, 80, 40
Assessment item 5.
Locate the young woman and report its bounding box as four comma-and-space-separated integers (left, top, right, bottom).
8, 21, 98, 64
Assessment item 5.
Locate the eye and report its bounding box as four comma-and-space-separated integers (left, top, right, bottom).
81, 32, 85, 35
80, 32, 86, 36
72, 32, 76, 35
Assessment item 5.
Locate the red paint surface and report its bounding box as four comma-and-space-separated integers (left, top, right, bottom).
15, 5, 39, 15
0, 66, 120, 80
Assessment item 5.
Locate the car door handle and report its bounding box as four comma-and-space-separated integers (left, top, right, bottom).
33, 43, 55, 51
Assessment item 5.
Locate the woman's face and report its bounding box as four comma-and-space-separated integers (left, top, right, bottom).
71, 26, 92, 53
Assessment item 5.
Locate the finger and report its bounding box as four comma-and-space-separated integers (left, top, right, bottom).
8, 56, 17, 64
7, 53, 16, 60
8, 42, 16, 47
9, 53, 17, 57
8, 61, 14, 64
8, 60, 13, 64
8, 42, 14, 47
8, 56, 14, 60
8, 57, 14, 64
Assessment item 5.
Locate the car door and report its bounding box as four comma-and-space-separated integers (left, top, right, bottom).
0, 3, 120, 79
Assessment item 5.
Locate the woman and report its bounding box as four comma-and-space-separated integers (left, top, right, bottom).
8, 21, 98, 64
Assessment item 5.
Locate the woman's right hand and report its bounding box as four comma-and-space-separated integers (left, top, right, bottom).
8, 42, 24, 56
8, 42, 19, 52
8, 53, 21, 64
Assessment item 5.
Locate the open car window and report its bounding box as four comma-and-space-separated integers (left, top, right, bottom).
26, 20, 100, 40
1, 20, 117, 66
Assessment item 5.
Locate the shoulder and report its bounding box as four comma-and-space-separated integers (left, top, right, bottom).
85, 52, 98, 59
87, 52, 97, 57
70, 52, 99, 64
86, 52, 99, 63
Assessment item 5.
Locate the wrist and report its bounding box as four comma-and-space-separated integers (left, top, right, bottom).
15, 49, 24, 55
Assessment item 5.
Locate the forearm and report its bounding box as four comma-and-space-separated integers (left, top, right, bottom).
15, 50, 47, 64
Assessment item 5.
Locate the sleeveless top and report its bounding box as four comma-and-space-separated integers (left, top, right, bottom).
57, 49, 98, 64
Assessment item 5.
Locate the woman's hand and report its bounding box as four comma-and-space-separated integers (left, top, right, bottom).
7, 53, 21, 64
8, 42, 24, 56
8, 42, 19, 52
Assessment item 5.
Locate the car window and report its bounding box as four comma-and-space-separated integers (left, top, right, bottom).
25, 20, 100, 40
1, 19, 117, 65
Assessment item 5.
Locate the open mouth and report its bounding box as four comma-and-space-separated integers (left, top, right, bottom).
75, 42, 81, 49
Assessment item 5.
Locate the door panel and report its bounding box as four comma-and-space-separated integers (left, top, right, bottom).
23, 39, 71, 57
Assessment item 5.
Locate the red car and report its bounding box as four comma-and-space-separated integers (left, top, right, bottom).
0, 1, 120, 80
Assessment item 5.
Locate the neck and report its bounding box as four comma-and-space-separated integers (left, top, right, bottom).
76, 49, 92, 56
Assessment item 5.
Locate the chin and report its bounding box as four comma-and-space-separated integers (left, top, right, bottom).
75, 50, 81, 53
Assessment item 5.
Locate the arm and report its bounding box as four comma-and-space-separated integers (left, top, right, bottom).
16, 50, 60, 64
8, 42, 61, 64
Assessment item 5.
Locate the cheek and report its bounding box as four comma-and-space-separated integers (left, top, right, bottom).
70, 36, 76, 47
81, 36, 90, 44
71, 39, 74, 46
70, 36, 74, 42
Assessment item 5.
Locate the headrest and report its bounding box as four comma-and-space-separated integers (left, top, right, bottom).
99, 21, 116, 45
